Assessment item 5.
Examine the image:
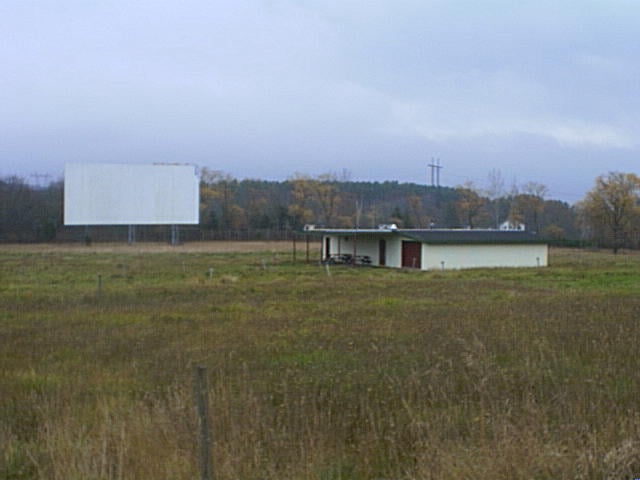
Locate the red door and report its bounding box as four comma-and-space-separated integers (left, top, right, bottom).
402, 241, 421, 268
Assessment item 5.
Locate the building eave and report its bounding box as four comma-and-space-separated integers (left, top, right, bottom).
306, 228, 548, 245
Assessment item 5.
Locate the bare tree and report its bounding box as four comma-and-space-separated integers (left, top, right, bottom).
485, 169, 505, 228
522, 181, 549, 233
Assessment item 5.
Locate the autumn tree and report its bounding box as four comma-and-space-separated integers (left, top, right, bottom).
200, 169, 245, 230
455, 182, 485, 229
243, 183, 271, 229
578, 172, 640, 253
313, 173, 340, 226
507, 182, 548, 232
406, 194, 427, 228
540, 199, 578, 241
287, 173, 342, 227
287, 174, 316, 228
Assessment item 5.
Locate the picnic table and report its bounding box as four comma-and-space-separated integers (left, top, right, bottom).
324, 254, 371, 265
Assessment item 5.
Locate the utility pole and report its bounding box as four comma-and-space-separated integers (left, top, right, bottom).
427, 158, 443, 187
29, 173, 52, 188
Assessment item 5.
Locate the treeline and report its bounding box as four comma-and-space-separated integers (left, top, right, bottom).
577, 172, 640, 253
0, 170, 582, 244
199, 170, 579, 239
0, 177, 63, 242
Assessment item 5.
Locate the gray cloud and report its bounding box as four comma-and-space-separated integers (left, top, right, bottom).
1, 0, 639, 201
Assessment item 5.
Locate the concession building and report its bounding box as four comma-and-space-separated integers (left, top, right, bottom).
308, 226, 548, 270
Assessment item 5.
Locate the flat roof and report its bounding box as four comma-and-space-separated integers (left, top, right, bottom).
307, 228, 547, 245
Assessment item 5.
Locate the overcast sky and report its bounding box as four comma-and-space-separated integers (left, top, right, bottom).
2, 1, 639, 203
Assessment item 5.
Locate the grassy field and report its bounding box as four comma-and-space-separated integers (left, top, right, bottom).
1, 244, 640, 479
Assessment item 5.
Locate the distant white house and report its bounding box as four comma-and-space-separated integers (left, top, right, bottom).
309, 227, 548, 270
499, 220, 526, 231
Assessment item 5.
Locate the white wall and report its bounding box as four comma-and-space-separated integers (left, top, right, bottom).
422, 244, 548, 270
322, 234, 548, 270
385, 236, 403, 268
64, 163, 199, 225
325, 235, 380, 262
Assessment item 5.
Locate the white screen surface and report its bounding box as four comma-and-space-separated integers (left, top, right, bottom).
64, 163, 200, 225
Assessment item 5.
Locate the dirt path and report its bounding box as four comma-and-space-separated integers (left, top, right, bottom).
0, 241, 316, 254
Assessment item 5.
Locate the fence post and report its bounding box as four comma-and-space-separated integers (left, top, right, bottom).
292, 235, 297, 262
194, 365, 213, 480
96, 274, 102, 299
306, 234, 310, 263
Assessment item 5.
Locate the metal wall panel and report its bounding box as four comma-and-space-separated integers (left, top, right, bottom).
64, 163, 200, 225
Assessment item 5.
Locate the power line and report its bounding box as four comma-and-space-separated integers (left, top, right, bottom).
29, 173, 52, 187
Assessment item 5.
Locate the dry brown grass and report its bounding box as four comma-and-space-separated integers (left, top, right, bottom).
2, 247, 640, 479
0, 240, 298, 254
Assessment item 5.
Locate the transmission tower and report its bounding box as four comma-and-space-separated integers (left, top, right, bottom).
427, 158, 443, 187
